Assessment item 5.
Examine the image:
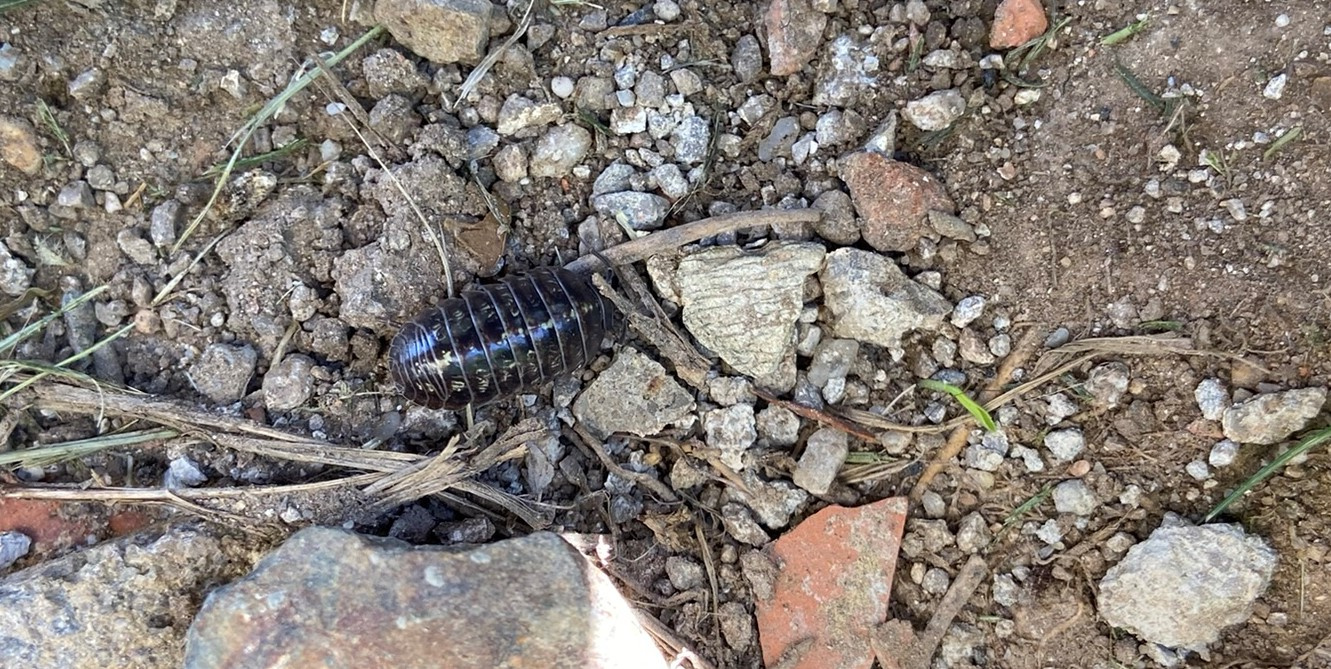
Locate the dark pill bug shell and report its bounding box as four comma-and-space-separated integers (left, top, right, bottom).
389, 267, 614, 410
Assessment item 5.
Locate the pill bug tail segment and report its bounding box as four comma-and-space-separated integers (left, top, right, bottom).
389, 266, 614, 410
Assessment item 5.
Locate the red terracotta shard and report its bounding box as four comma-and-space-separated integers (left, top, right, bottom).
990, 0, 1049, 49
755, 496, 909, 669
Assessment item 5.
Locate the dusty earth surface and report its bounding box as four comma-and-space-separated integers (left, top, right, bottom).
0, 0, 1330, 667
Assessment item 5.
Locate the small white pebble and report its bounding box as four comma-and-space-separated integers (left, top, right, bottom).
1275, 13, 1291, 28
551, 76, 575, 99
1209, 439, 1240, 467
1185, 460, 1210, 480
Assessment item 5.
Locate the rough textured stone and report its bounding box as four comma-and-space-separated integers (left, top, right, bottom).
0, 523, 252, 669
1222, 387, 1326, 444
529, 124, 593, 178
902, 89, 966, 131
592, 191, 670, 231
764, 0, 827, 76
675, 241, 825, 391
793, 428, 848, 494
1098, 516, 1277, 650
0, 114, 41, 175
990, 0, 1049, 49
820, 248, 953, 349
190, 343, 258, 403
839, 151, 955, 252
375, 0, 492, 65
754, 497, 907, 669
705, 404, 758, 472
572, 347, 694, 439
185, 529, 665, 669
261, 354, 316, 411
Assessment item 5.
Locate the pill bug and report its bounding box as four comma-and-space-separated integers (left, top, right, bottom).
389, 267, 614, 410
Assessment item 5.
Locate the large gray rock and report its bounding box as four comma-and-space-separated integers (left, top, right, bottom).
185, 528, 666, 669
674, 241, 825, 391
1098, 515, 1277, 650
819, 248, 952, 349
0, 523, 251, 669
1222, 387, 1326, 444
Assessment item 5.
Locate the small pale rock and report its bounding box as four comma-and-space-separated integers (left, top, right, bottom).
955, 512, 991, 554
840, 151, 955, 252
593, 191, 670, 231
671, 116, 711, 164
665, 556, 705, 590
550, 76, 575, 98
593, 163, 635, 195
190, 343, 258, 403
676, 241, 825, 389
1098, 516, 1277, 650
756, 405, 800, 447
573, 347, 694, 438
651, 163, 689, 200
1222, 387, 1326, 444
1052, 479, 1096, 516
990, 0, 1049, 49
755, 497, 907, 669
611, 106, 648, 135
185, 529, 665, 669
958, 328, 994, 365
705, 404, 759, 472
262, 354, 316, 411
951, 295, 986, 327
1263, 73, 1287, 100
1209, 439, 1240, 468
793, 428, 848, 494
0, 242, 34, 297
0, 531, 31, 570
902, 89, 966, 131
1185, 460, 1210, 480
375, 0, 492, 65
1085, 362, 1130, 407
1044, 428, 1084, 463
811, 189, 859, 245
58, 180, 96, 209
0, 115, 42, 175
820, 248, 953, 349
1036, 519, 1063, 545
529, 124, 592, 178
722, 503, 770, 546
732, 35, 764, 83
807, 338, 858, 388
492, 143, 528, 182
1195, 378, 1229, 421
496, 95, 561, 135
765, 0, 828, 76
928, 210, 977, 242
164, 456, 208, 489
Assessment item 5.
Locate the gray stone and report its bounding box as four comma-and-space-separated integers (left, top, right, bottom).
792, 428, 848, 495
758, 116, 800, 162
362, 48, 429, 98
191, 343, 258, 403
665, 556, 705, 590
820, 248, 953, 350
1195, 378, 1230, 421
164, 456, 208, 489
529, 124, 592, 178
185, 529, 665, 669
811, 189, 859, 245
737, 94, 776, 126
651, 163, 689, 200
149, 200, 181, 248
68, 68, 105, 99
374, 0, 492, 65
1185, 460, 1210, 480
955, 512, 991, 554
593, 191, 670, 231
669, 68, 703, 96
367, 94, 421, 143
705, 404, 758, 472
118, 228, 158, 264
550, 76, 575, 99
732, 473, 808, 529
1098, 516, 1277, 650
466, 125, 500, 159
1, 523, 250, 669
593, 162, 635, 195
0, 531, 30, 570
1044, 392, 1079, 424
992, 573, 1019, 607
1044, 428, 1084, 463
807, 338, 858, 388
921, 567, 951, 595
496, 95, 561, 136
707, 376, 754, 405
573, 347, 694, 439
718, 600, 754, 651
920, 491, 946, 518
492, 143, 528, 182
812, 35, 878, 107
1209, 439, 1240, 468
262, 354, 316, 411
756, 405, 800, 447
611, 106, 647, 135
958, 328, 994, 365
1052, 479, 1096, 516
57, 180, 95, 209
731, 34, 763, 83
86, 164, 115, 190
675, 241, 825, 390
722, 503, 770, 546
1036, 518, 1063, 545
0, 241, 33, 296
964, 430, 1008, 472
1222, 387, 1327, 444
1086, 362, 1130, 407
928, 210, 976, 242
950, 295, 986, 327
671, 116, 710, 164
902, 89, 966, 131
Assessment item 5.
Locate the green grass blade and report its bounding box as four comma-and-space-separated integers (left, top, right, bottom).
1204, 425, 1331, 523
1101, 16, 1148, 45
0, 428, 178, 467
1263, 126, 1302, 161
919, 379, 998, 432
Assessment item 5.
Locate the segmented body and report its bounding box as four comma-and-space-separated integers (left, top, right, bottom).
389, 267, 613, 410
